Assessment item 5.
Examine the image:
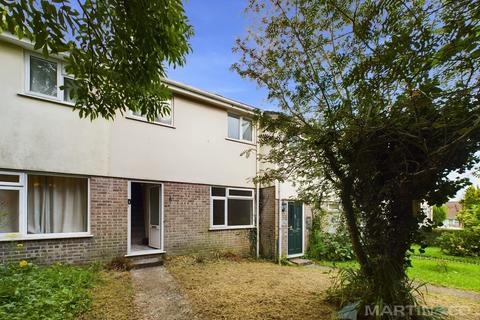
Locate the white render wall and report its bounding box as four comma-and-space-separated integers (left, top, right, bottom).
0, 41, 256, 188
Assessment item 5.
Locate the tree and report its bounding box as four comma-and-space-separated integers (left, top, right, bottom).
234, 0, 480, 315
432, 205, 448, 227
458, 185, 480, 231
0, 0, 193, 120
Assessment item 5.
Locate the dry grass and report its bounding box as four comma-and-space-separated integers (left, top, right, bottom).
78, 271, 136, 320
167, 257, 480, 320
167, 257, 335, 320
425, 293, 480, 320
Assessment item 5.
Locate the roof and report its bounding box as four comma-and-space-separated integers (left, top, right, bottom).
0, 32, 257, 114
445, 201, 463, 219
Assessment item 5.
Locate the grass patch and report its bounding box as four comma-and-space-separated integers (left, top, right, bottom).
315, 254, 480, 292
408, 259, 480, 292
167, 257, 334, 320
167, 257, 480, 320
0, 262, 96, 320
78, 271, 136, 320
411, 245, 480, 264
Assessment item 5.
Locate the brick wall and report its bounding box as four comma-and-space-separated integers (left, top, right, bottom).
0, 177, 254, 264
259, 186, 314, 259
259, 186, 277, 259
163, 182, 252, 256
0, 177, 128, 265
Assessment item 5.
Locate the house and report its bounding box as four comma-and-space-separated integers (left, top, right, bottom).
441, 202, 463, 229
0, 34, 313, 264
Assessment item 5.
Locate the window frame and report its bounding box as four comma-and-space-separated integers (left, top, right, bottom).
0, 171, 91, 241
24, 52, 75, 105
210, 186, 255, 230
227, 113, 254, 143
126, 97, 175, 128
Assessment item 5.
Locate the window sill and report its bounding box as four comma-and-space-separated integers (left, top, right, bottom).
209, 225, 256, 231
0, 233, 93, 242
225, 137, 256, 146
126, 115, 176, 129
18, 92, 75, 107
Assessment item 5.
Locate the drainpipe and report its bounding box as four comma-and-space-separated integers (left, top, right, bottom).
277, 180, 282, 265
255, 137, 260, 259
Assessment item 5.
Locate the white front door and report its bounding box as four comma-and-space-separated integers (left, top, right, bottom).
147, 185, 162, 249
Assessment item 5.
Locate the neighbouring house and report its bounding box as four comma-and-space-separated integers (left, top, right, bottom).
0, 33, 313, 264
441, 202, 463, 229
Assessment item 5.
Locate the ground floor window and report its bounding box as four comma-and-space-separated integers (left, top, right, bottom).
0, 171, 89, 238
210, 187, 254, 229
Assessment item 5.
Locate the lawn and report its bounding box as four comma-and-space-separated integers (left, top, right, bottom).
315, 247, 480, 293
0, 262, 135, 320
78, 271, 135, 320
410, 245, 480, 264
166, 257, 480, 320
167, 257, 335, 319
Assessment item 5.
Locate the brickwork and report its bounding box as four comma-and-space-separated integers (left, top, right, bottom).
259, 186, 314, 259
0, 177, 128, 264
259, 186, 277, 259
0, 177, 255, 264
163, 182, 252, 256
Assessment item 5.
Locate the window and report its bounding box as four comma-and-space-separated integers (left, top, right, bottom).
210, 187, 254, 228
129, 99, 174, 126
227, 114, 253, 142
0, 171, 89, 239
25, 53, 76, 103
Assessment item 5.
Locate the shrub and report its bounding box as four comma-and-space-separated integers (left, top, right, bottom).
0, 262, 96, 319
439, 229, 480, 256
420, 228, 460, 247
307, 212, 354, 261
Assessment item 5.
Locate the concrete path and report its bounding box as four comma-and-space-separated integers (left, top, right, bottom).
131, 266, 198, 320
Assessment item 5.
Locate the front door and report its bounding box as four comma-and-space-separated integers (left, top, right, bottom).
147, 185, 162, 249
288, 202, 303, 256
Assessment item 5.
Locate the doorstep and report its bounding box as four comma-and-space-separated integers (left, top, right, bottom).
289, 258, 313, 266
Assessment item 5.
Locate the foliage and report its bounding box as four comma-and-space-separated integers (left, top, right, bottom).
419, 229, 459, 247
78, 271, 135, 320
457, 185, 480, 231
307, 211, 354, 261
320, 257, 480, 294
234, 0, 480, 312
0, 262, 96, 320
411, 244, 480, 264
326, 268, 444, 319
432, 205, 448, 227
0, 0, 192, 120
105, 256, 133, 272
439, 229, 480, 257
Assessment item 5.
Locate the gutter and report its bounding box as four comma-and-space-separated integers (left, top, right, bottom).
277, 180, 282, 264
0, 32, 257, 115
255, 137, 260, 259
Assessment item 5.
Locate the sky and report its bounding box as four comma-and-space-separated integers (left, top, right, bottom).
168, 0, 479, 201
168, 1, 272, 110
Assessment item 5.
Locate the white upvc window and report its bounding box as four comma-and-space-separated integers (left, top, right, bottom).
210, 187, 255, 229
0, 171, 90, 240
128, 98, 175, 127
25, 52, 76, 103
227, 113, 253, 142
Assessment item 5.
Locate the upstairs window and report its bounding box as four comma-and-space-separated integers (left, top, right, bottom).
210, 187, 254, 229
25, 53, 76, 103
227, 114, 253, 142
129, 99, 174, 127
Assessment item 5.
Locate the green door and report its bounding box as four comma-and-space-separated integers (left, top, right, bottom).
288, 202, 303, 255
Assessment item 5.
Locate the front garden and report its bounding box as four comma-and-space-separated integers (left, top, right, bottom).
0, 260, 135, 320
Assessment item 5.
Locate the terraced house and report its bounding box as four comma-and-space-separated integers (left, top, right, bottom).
0, 34, 313, 265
